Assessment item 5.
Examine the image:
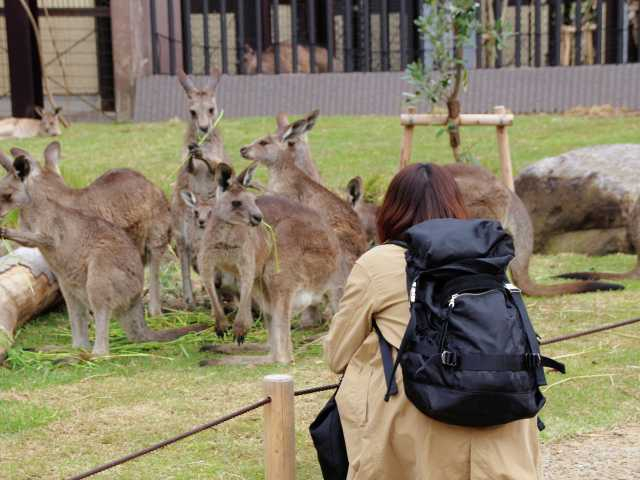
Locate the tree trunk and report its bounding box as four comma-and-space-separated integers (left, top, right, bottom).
0, 248, 60, 361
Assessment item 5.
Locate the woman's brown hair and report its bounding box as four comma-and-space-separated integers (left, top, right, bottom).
376, 163, 468, 243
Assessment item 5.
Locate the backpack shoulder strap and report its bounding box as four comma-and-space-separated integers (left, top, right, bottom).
508, 287, 566, 383
373, 321, 398, 398
386, 240, 408, 249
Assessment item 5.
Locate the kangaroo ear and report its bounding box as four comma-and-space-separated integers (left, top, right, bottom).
44, 141, 61, 173
13, 156, 31, 181
303, 109, 320, 132
34, 106, 44, 117
178, 69, 196, 94
347, 176, 363, 206
280, 118, 308, 142
275, 112, 289, 130
237, 162, 258, 188
215, 163, 234, 192
0, 150, 15, 175
54, 106, 62, 115
208, 67, 222, 92
180, 190, 197, 209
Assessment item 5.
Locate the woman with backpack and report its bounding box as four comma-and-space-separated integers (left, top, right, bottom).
324, 163, 544, 479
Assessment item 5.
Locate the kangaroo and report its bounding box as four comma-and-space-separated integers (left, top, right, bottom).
173, 69, 230, 307
240, 114, 368, 304
555, 198, 640, 281
0, 106, 62, 139
185, 163, 340, 364
242, 42, 340, 74
16, 142, 171, 316
346, 176, 380, 245
0, 150, 206, 355
445, 163, 624, 296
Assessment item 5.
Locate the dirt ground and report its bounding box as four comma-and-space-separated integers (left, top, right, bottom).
543, 424, 640, 479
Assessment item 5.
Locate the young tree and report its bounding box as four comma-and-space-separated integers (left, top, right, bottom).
405, 0, 505, 162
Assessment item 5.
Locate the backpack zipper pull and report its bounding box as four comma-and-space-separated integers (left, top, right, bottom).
410, 281, 417, 303
449, 293, 459, 309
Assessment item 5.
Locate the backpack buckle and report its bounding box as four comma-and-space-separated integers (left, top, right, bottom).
441, 350, 458, 367
525, 353, 542, 369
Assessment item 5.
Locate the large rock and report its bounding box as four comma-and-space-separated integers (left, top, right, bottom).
515, 144, 640, 254
544, 228, 631, 256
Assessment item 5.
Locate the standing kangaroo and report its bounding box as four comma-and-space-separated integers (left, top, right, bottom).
173, 69, 230, 307
240, 114, 368, 304
445, 163, 623, 296
184, 163, 340, 364
0, 106, 62, 139
18, 142, 171, 316
346, 176, 379, 245
0, 150, 206, 355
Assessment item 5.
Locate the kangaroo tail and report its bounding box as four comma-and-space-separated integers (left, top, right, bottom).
555, 258, 640, 281
510, 264, 624, 297
120, 299, 209, 342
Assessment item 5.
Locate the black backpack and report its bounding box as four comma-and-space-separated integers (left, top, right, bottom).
379, 219, 565, 428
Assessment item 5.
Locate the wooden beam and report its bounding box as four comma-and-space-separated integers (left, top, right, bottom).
401, 112, 514, 127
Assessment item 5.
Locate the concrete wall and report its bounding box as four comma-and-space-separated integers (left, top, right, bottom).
134, 63, 640, 121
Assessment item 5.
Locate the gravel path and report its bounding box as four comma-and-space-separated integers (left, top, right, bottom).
543, 424, 640, 479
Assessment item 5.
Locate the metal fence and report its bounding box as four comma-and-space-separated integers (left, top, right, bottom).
150, 0, 640, 76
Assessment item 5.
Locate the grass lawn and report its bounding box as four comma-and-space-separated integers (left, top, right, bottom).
0, 113, 639, 479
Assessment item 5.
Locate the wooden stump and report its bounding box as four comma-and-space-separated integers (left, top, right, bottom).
0, 247, 60, 360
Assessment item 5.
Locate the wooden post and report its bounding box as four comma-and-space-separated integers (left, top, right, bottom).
400, 106, 416, 169
264, 374, 296, 480
494, 105, 515, 191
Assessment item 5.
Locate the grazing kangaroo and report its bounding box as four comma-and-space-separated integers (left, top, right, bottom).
17, 142, 171, 317
242, 42, 340, 74
555, 198, 640, 281
346, 176, 379, 245
240, 114, 368, 302
445, 163, 624, 296
0, 107, 62, 139
273, 110, 322, 183
0, 150, 206, 355
185, 163, 340, 364
173, 69, 230, 307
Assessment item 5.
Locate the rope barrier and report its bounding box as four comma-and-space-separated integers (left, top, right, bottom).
540, 316, 640, 346
67, 397, 272, 480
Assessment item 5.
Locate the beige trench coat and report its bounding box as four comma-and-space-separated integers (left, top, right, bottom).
325, 244, 542, 480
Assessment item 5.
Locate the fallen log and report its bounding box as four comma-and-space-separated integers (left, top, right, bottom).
0, 247, 60, 361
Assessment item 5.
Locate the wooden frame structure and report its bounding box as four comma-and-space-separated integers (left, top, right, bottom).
400, 105, 515, 191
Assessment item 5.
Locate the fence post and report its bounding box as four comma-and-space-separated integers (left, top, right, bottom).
400, 105, 416, 169
264, 374, 296, 480
494, 105, 515, 191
